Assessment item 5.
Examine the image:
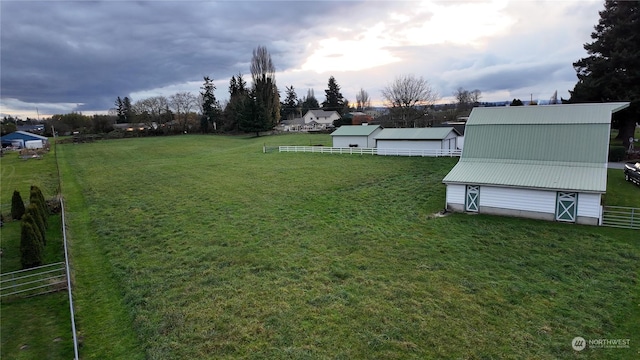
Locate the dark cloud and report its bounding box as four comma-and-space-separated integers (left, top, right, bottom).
0, 0, 372, 112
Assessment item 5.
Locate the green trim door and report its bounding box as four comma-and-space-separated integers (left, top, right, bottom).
465, 185, 480, 212
556, 192, 577, 222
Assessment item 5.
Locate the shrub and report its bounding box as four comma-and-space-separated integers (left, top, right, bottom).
30, 185, 48, 226
20, 219, 44, 269
25, 204, 46, 245
609, 146, 626, 162
11, 190, 25, 220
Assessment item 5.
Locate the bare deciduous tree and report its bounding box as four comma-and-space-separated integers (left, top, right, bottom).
134, 96, 169, 128
355, 88, 371, 111
381, 74, 439, 127
169, 92, 197, 133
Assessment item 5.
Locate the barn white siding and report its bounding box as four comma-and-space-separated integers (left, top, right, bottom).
333, 135, 369, 148
576, 192, 601, 219
479, 186, 556, 214
446, 184, 465, 208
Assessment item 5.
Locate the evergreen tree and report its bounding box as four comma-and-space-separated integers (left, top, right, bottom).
281, 85, 299, 120
322, 76, 345, 115
200, 76, 220, 133
11, 190, 25, 220
301, 89, 320, 115
224, 73, 248, 132
30, 185, 48, 227
25, 204, 46, 245
20, 219, 44, 269
570, 0, 640, 148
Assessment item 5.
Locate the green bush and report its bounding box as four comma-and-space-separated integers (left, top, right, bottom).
25, 204, 46, 245
30, 185, 48, 227
609, 146, 626, 162
11, 190, 25, 220
20, 219, 44, 269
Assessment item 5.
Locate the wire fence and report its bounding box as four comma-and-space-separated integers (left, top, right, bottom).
53, 131, 80, 360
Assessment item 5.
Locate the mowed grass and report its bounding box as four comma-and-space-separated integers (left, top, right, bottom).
1, 145, 74, 360
56, 134, 639, 359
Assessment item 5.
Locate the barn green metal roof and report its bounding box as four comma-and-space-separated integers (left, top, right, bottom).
466, 102, 629, 125
331, 125, 381, 136
443, 102, 630, 192
374, 127, 458, 140
443, 160, 608, 192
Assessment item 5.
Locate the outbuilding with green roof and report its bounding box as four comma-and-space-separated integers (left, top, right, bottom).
375, 127, 460, 156
331, 124, 382, 148
442, 102, 629, 225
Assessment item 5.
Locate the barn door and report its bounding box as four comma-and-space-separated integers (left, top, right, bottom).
465, 185, 480, 212
556, 192, 577, 222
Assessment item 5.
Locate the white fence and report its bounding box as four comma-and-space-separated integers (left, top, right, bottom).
602, 206, 639, 229
278, 146, 461, 157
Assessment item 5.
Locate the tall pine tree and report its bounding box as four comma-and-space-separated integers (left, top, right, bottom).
322, 76, 345, 115
570, 0, 640, 148
200, 76, 220, 133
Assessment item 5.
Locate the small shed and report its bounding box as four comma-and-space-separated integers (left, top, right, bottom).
1, 131, 49, 149
375, 127, 460, 155
442, 102, 630, 225
331, 124, 382, 148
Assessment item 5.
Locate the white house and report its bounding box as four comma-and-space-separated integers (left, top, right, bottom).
375, 127, 460, 156
442, 102, 630, 225
331, 125, 382, 148
303, 110, 341, 128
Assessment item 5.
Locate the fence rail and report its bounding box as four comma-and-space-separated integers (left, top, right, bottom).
602, 206, 639, 229
0, 262, 67, 299
278, 146, 461, 157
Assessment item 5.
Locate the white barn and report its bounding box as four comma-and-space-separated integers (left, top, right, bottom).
331, 125, 382, 148
375, 127, 460, 156
442, 103, 630, 225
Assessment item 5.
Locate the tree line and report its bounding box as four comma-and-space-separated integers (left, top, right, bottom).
9, 1, 636, 140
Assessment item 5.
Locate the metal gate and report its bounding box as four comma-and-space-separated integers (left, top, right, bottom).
0, 262, 67, 299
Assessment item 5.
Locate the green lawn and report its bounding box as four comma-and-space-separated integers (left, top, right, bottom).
51, 134, 638, 359
0, 144, 74, 360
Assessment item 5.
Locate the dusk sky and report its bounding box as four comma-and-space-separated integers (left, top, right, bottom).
1, 0, 604, 119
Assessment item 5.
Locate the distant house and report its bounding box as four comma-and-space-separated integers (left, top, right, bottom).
303, 110, 340, 128
331, 124, 382, 148
279, 117, 305, 132
1, 131, 49, 149
342, 112, 374, 125
375, 127, 460, 156
442, 102, 630, 225
113, 123, 155, 131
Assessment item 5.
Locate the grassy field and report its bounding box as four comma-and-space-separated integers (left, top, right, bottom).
0, 146, 74, 360
49, 134, 638, 359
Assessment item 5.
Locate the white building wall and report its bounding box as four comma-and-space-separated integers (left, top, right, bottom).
377, 140, 441, 151
446, 184, 466, 206
332, 136, 368, 148
457, 136, 465, 150
576, 193, 601, 219
479, 186, 557, 213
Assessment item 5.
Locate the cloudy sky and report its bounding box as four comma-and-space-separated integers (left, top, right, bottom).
1, 0, 603, 118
